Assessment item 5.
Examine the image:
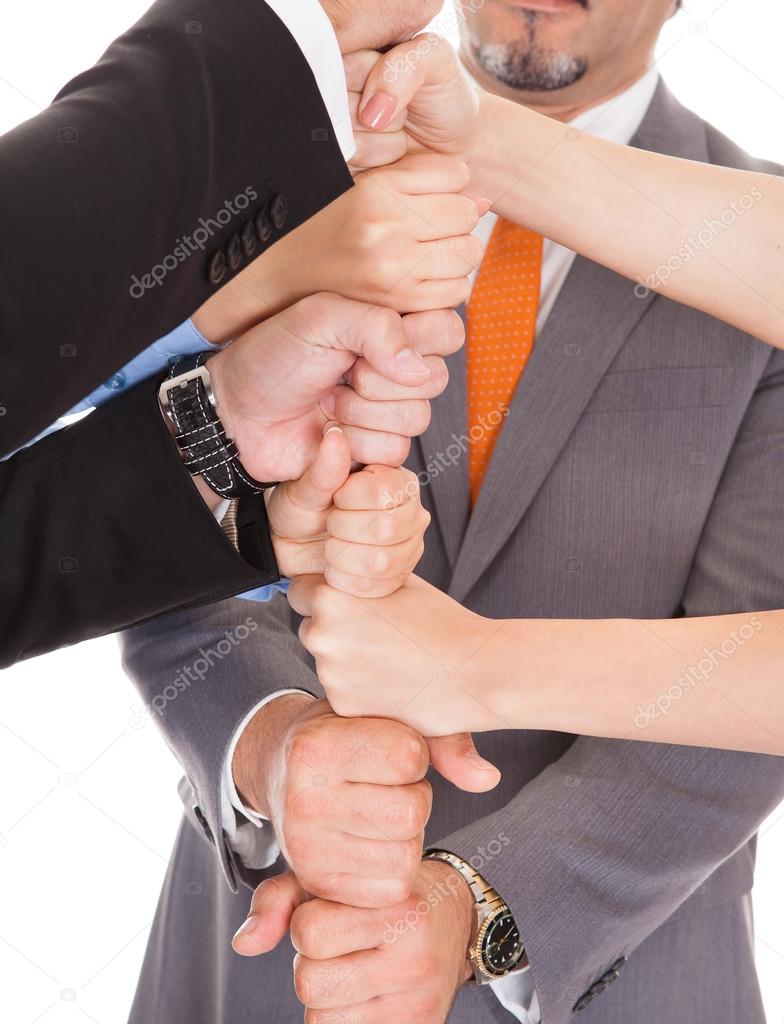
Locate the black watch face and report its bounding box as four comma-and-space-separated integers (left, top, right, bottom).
480, 911, 525, 976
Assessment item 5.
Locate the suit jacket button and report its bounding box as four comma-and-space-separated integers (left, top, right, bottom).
255, 206, 273, 244
207, 250, 227, 285
192, 803, 214, 844
226, 233, 242, 271
240, 219, 257, 257
572, 993, 595, 1012
270, 192, 288, 230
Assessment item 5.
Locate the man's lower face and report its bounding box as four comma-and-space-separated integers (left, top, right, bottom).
462, 0, 591, 91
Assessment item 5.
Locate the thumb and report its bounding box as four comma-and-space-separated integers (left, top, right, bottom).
232, 872, 309, 957
353, 34, 456, 132
288, 423, 353, 513
268, 424, 352, 539
427, 733, 501, 793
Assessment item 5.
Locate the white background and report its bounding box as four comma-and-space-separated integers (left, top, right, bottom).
2, 1, 784, 1022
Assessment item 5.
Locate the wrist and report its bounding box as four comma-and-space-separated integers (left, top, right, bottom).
232, 692, 318, 818
318, 0, 351, 51
419, 859, 474, 981
468, 93, 551, 219
159, 392, 225, 513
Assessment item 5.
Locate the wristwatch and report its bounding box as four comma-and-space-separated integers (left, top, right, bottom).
158, 352, 267, 498
423, 849, 528, 984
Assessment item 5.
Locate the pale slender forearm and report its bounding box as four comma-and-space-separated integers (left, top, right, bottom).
485, 610, 784, 755
470, 92, 784, 348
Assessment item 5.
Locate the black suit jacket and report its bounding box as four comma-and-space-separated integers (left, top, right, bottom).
0, 0, 353, 666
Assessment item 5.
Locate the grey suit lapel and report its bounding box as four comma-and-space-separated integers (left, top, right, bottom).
415, 306, 471, 568
446, 80, 711, 603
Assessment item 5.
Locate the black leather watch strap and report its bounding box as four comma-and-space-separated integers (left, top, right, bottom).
159, 352, 266, 498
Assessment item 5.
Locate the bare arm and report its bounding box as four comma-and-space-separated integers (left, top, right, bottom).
470, 92, 784, 348
491, 610, 783, 755
289, 576, 784, 756
349, 42, 784, 349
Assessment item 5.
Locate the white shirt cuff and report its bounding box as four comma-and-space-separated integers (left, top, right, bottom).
265, 0, 355, 162
212, 498, 231, 524
491, 969, 541, 1023
220, 689, 315, 870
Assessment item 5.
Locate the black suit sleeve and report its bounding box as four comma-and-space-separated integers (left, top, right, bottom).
0, 0, 353, 454
0, 375, 280, 668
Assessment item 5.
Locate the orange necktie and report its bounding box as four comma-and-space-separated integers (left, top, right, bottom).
466, 218, 543, 504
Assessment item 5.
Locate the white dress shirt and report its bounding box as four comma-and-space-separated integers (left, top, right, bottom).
265, 0, 355, 163
221, 41, 661, 1023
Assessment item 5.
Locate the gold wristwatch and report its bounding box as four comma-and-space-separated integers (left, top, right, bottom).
423, 849, 529, 984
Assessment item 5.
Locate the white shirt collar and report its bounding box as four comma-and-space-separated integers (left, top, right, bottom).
568, 66, 660, 144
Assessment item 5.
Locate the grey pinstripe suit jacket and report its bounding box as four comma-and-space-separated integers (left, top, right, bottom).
121, 80, 784, 1024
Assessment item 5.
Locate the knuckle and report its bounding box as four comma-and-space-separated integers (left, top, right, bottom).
374, 512, 400, 544
384, 875, 413, 906
374, 255, 405, 289
348, 359, 371, 396
287, 728, 326, 772
387, 434, 411, 466
415, 539, 426, 564
293, 956, 314, 1005
310, 871, 348, 903
450, 277, 473, 307
410, 992, 441, 1020
365, 303, 401, 338
395, 730, 430, 779
290, 909, 324, 959
344, 573, 383, 596
436, 155, 471, 190
464, 233, 484, 267
425, 359, 449, 397
444, 309, 465, 352
404, 950, 439, 987
369, 547, 395, 576
398, 837, 424, 878
409, 781, 433, 830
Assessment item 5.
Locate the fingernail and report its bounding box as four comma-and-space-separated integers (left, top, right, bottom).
323, 422, 343, 437
466, 750, 500, 772
360, 93, 398, 130
394, 347, 430, 377
233, 915, 259, 942
464, 193, 493, 217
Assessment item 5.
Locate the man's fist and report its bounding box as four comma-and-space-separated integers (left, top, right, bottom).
235, 861, 474, 1023
205, 293, 463, 482
320, 0, 444, 54
232, 697, 433, 908
269, 432, 431, 596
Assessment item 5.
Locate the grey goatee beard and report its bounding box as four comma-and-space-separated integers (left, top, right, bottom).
473, 11, 588, 91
